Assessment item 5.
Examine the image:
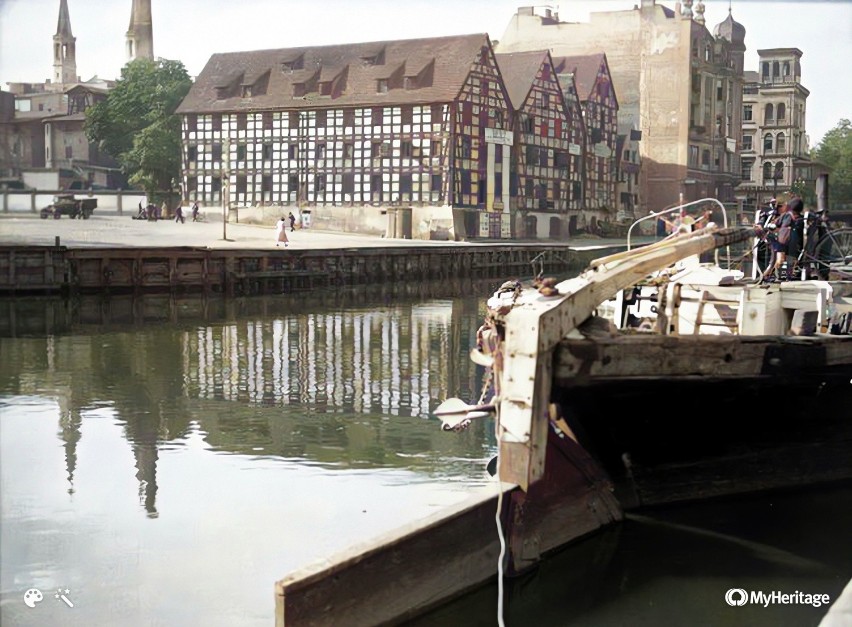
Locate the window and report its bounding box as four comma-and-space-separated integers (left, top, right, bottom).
262, 175, 272, 194
460, 171, 471, 195
343, 109, 355, 127
776, 133, 786, 154
742, 135, 752, 151
236, 145, 247, 161
342, 173, 355, 194
743, 105, 752, 122
371, 141, 382, 159
701, 150, 710, 167
431, 140, 441, 158
764, 104, 774, 124
212, 114, 222, 131
212, 143, 222, 162
316, 143, 326, 160
431, 174, 442, 192
777, 103, 786, 121
315, 110, 327, 127
288, 174, 299, 192
783, 62, 791, 77
401, 141, 412, 158
187, 176, 197, 193
236, 176, 247, 194
377, 79, 388, 94
371, 174, 383, 200
187, 115, 198, 132
343, 142, 354, 159
761, 62, 770, 79
237, 114, 247, 130
461, 137, 471, 158
689, 145, 699, 167
400, 174, 412, 195
401, 106, 413, 125
262, 143, 273, 160
772, 61, 780, 78
774, 162, 784, 181
431, 104, 443, 123
289, 111, 299, 128
262, 111, 273, 130
212, 177, 222, 193
526, 145, 539, 166
65, 145, 73, 159
315, 174, 327, 194
764, 133, 773, 153
763, 162, 772, 181
288, 144, 298, 160
372, 107, 383, 126
188, 146, 198, 161
523, 115, 534, 134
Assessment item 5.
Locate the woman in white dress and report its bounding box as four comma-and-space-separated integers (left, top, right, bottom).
276, 216, 289, 247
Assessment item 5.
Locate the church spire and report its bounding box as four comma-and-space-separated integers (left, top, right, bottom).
53, 0, 77, 85
126, 0, 154, 62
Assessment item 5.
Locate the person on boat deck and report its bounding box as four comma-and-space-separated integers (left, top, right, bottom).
786, 197, 806, 278
767, 199, 793, 280
662, 209, 695, 235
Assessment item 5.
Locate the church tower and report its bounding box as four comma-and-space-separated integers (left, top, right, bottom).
53, 0, 77, 86
126, 0, 154, 62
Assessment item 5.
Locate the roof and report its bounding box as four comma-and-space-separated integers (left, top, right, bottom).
494, 51, 550, 109
552, 53, 605, 100
177, 33, 490, 114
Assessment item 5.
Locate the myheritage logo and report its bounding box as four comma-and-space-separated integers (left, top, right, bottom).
725, 589, 831, 608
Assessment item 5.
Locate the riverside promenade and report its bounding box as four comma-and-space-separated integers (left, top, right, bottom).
0, 210, 641, 251
0, 211, 648, 295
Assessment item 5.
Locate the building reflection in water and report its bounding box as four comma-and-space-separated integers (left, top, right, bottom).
1, 282, 495, 518
185, 302, 475, 418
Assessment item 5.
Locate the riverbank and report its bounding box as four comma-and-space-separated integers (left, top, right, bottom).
0, 212, 648, 251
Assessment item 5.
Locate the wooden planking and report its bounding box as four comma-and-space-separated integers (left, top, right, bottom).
555, 334, 852, 385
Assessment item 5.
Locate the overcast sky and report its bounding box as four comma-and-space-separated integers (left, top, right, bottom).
0, 0, 849, 144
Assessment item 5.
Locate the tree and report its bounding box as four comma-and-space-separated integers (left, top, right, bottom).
813, 119, 852, 210
85, 59, 192, 201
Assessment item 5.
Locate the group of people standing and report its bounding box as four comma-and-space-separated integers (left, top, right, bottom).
756, 194, 827, 281
136, 200, 201, 223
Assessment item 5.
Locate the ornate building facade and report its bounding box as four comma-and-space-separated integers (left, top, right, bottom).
737, 48, 812, 212
497, 1, 745, 214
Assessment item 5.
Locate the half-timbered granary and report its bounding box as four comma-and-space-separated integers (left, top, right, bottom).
495, 51, 584, 239
176, 34, 514, 240
553, 54, 619, 221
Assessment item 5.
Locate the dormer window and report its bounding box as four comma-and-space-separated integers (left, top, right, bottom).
281, 54, 304, 72
404, 77, 416, 90
377, 79, 388, 94
242, 85, 253, 98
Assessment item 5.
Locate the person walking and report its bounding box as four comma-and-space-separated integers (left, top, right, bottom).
175, 205, 185, 224
191, 201, 200, 222
288, 211, 296, 232
276, 216, 289, 247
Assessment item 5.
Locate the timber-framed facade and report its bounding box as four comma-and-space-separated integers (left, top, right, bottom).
177, 34, 515, 239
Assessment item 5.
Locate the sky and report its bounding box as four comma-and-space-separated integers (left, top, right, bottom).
0, 0, 849, 144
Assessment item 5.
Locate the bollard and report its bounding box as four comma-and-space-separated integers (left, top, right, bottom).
55, 236, 60, 248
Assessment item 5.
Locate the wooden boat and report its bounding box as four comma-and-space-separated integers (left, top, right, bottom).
459, 202, 852, 514
276, 203, 852, 625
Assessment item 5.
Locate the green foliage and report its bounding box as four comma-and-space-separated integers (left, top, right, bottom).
85, 59, 192, 198
813, 119, 852, 209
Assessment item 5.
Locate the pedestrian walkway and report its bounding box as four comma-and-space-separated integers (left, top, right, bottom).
0, 212, 653, 251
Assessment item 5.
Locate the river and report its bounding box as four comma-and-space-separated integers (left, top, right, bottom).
1, 282, 848, 626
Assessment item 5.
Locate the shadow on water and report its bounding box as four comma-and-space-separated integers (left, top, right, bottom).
412, 483, 852, 627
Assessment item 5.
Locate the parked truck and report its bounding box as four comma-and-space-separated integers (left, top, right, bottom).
40, 194, 97, 219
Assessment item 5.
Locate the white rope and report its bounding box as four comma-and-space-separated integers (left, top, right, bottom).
495, 418, 506, 627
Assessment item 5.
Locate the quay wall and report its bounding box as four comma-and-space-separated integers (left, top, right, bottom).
0, 243, 620, 296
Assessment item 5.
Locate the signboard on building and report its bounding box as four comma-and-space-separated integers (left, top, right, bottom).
593, 144, 612, 158
484, 128, 514, 145
568, 143, 582, 155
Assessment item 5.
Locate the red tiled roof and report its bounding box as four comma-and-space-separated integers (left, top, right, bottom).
177, 33, 491, 114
